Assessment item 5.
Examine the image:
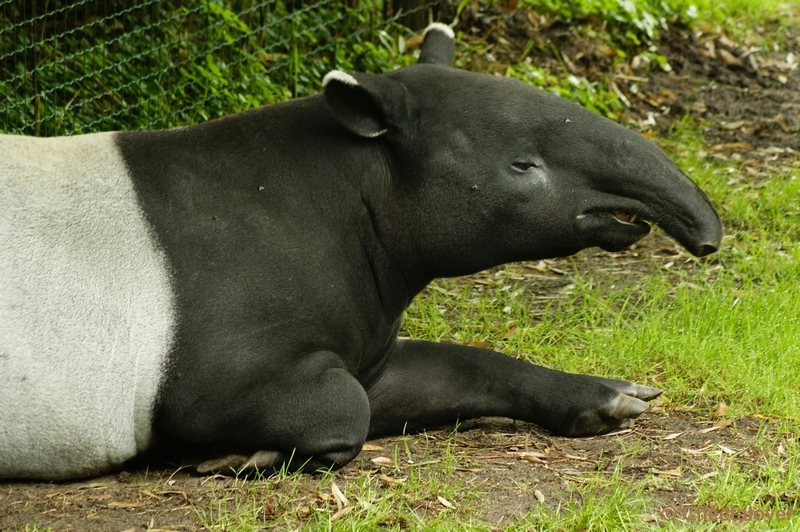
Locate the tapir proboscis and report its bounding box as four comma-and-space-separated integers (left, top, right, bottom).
0, 23, 722, 480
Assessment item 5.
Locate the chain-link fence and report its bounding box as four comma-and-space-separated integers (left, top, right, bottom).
1, 0, 442, 137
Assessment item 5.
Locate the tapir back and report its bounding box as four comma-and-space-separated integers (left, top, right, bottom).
0, 133, 175, 479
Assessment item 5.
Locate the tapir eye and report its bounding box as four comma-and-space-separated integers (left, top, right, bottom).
511, 162, 540, 172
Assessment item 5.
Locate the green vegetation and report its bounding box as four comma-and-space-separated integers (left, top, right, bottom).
2, 0, 791, 134
0, 0, 416, 135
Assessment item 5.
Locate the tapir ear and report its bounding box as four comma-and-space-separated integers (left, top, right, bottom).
418, 23, 455, 66
322, 70, 407, 139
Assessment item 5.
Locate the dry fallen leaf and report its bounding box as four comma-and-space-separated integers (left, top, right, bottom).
704, 420, 732, 434
713, 418, 733, 430
331, 506, 355, 521
380, 474, 407, 486
774, 118, 792, 132
108, 501, 140, 508
663, 432, 684, 440
659, 88, 679, 100
718, 444, 737, 455
718, 48, 742, 65
404, 33, 424, 51
724, 120, 748, 130
331, 482, 348, 511
438, 495, 456, 509
469, 341, 491, 349
361, 443, 384, 452
713, 142, 752, 150
371, 456, 392, 465
654, 467, 682, 478
717, 34, 738, 50
680, 444, 715, 454
76, 482, 107, 490
711, 401, 729, 419
522, 454, 545, 464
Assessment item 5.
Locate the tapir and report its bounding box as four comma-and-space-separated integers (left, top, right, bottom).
0, 23, 722, 480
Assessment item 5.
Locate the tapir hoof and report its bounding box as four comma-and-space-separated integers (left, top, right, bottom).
568, 393, 650, 437
560, 376, 663, 437
196, 450, 281, 475
196, 454, 248, 475
613, 383, 664, 401
241, 450, 281, 472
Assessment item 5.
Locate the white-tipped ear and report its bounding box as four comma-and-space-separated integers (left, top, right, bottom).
418, 23, 455, 66
423, 22, 454, 40
322, 70, 359, 88
322, 71, 407, 139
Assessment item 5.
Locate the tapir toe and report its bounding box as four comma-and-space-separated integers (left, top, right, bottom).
593, 376, 664, 401
568, 393, 650, 437
196, 454, 249, 475
196, 449, 281, 475
629, 384, 664, 401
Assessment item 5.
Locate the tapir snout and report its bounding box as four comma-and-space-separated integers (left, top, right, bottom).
558, 106, 723, 257
564, 115, 723, 257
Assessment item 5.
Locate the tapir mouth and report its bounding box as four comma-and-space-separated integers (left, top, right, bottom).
612, 210, 645, 225
611, 209, 652, 233
575, 208, 652, 252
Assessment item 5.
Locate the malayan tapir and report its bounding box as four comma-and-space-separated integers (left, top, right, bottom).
0, 24, 722, 480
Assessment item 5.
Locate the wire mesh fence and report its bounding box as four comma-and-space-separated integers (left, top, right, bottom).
1, 0, 442, 136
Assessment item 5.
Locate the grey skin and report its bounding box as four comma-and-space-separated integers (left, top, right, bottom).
116, 25, 722, 474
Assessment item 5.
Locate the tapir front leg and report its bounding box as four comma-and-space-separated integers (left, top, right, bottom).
365, 340, 662, 438
162, 349, 372, 475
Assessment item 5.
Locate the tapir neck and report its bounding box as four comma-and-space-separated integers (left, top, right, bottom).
116, 95, 423, 327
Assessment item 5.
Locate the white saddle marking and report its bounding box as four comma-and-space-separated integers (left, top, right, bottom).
0, 132, 175, 480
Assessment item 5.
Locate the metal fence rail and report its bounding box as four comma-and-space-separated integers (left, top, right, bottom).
1, 0, 438, 136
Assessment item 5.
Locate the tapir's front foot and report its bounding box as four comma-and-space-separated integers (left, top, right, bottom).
556, 376, 663, 437
366, 339, 664, 440
196, 450, 281, 476
195, 444, 360, 476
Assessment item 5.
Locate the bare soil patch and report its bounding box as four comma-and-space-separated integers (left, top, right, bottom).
4, 8, 800, 531
0, 410, 786, 531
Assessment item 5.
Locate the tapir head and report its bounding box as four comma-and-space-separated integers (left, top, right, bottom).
322, 24, 723, 279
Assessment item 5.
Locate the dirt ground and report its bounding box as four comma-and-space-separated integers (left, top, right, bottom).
0, 410, 781, 531
3, 7, 800, 531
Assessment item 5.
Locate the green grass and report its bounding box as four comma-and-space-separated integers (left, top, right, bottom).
191, 429, 491, 530
505, 464, 652, 531
0, 0, 418, 136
